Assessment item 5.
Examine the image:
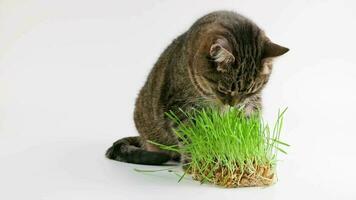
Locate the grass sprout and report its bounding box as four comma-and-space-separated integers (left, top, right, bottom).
149, 107, 288, 187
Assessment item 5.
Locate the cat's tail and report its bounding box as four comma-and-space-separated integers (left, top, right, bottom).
105, 136, 171, 165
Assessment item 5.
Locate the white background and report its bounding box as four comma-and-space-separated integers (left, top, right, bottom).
1, 0, 356, 199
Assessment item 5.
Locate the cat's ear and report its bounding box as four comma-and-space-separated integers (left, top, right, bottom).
210, 39, 235, 72
263, 42, 289, 58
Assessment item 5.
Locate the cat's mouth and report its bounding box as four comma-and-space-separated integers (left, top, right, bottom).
215, 95, 243, 107
209, 96, 245, 109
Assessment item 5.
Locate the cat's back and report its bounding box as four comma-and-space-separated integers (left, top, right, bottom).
141, 32, 187, 90
134, 31, 187, 115
190, 10, 255, 29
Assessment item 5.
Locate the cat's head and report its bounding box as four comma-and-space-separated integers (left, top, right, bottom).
191, 14, 288, 107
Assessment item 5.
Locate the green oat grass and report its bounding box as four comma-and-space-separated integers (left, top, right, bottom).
149, 107, 289, 187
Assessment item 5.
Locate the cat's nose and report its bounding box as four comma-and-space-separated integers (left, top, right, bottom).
227, 98, 240, 107
225, 98, 237, 107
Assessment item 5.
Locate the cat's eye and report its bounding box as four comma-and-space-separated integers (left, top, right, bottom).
202, 75, 217, 84
243, 88, 261, 98
243, 92, 255, 98
231, 82, 236, 91
217, 84, 229, 95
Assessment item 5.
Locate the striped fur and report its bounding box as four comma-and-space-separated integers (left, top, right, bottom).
106, 11, 288, 165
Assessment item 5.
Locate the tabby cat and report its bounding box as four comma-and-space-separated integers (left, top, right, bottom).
106, 11, 289, 165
